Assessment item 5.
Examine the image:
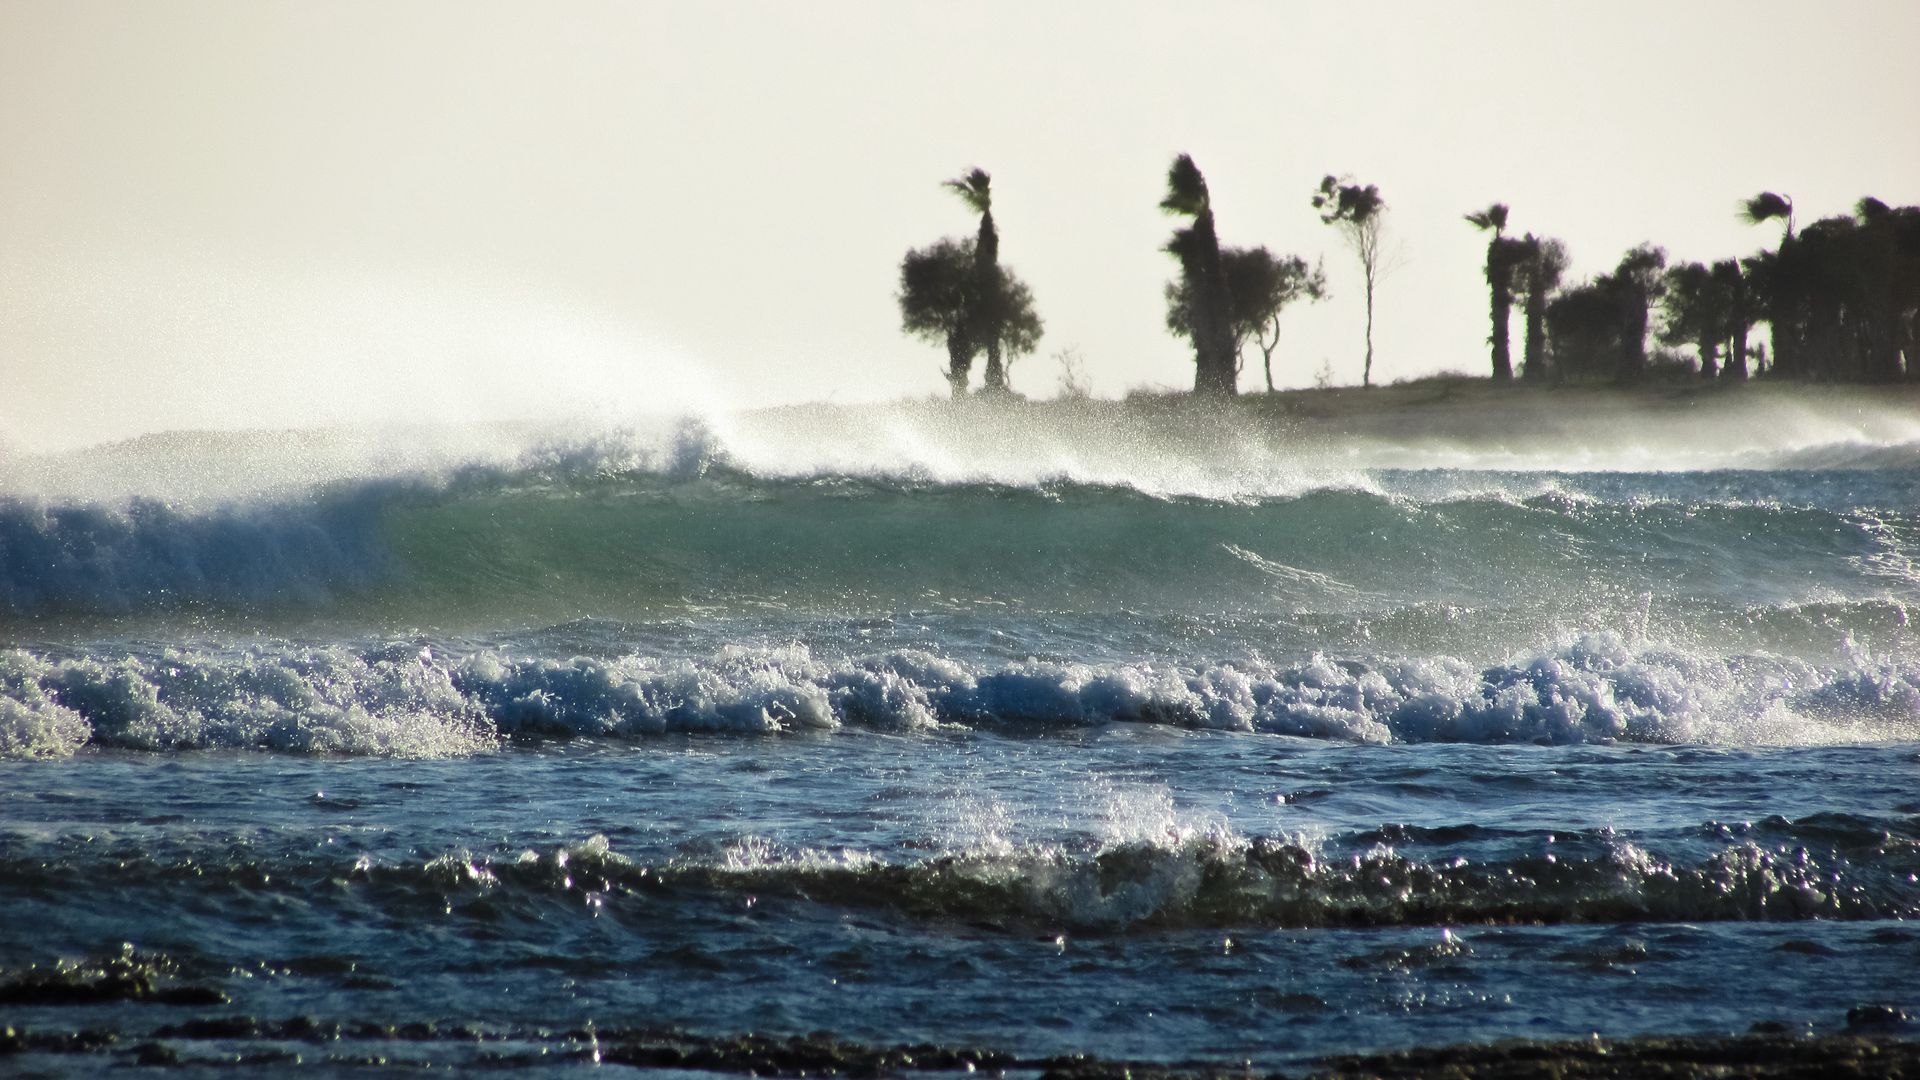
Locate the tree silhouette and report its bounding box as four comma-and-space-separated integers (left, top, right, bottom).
1314, 175, 1388, 386
1610, 245, 1668, 381
1465, 203, 1527, 381
898, 236, 1043, 397
1711, 258, 1753, 379
1546, 280, 1619, 381
1515, 234, 1569, 381
1161, 155, 1237, 396
1742, 191, 1798, 376
899, 238, 982, 397
1660, 261, 1734, 378
947, 168, 1011, 393
1741, 191, 1796, 243
977, 267, 1045, 390
1545, 244, 1666, 382
1758, 201, 1920, 382
1167, 247, 1326, 393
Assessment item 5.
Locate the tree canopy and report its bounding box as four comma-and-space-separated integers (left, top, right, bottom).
1165, 247, 1325, 392
897, 236, 1041, 397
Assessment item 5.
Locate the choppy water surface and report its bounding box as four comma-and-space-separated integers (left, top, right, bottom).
2, 403, 1918, 1072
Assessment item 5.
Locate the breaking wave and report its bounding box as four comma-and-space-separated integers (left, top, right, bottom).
2, 420, 1916, 624
3, 633, 1915, 758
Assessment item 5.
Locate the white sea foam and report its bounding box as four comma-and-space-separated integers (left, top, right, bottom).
3, 633, 1913, 759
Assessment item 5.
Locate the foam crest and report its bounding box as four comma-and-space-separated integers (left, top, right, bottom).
2, 634, 1914, 759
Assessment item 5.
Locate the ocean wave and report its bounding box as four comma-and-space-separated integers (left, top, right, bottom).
3, 443, 1913, 623
3, 634, 1914, 758
7, 824, 1915, 931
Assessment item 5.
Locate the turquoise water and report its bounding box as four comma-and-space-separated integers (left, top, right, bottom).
3, 408, 1918, 1072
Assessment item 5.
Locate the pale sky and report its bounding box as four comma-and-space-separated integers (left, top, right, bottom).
3, 0, 1917, 447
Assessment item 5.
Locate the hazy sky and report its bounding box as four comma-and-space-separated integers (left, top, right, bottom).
3, 0, 1917, 447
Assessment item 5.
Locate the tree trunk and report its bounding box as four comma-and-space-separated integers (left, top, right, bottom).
1489, 286, 1513, 381
1723, 320, 1749, 380
945, 332, 972, 399
1362, 268, 1376, 387
982, 341, 1007, 392
1190, 210, 1237, 397
972, 210, 1003, 393
1487, 242, 1513, 381
1522, 290, 1547, 380
1261, 316, 1280, 392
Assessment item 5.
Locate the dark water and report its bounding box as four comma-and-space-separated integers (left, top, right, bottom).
2, 411, 1918, 1072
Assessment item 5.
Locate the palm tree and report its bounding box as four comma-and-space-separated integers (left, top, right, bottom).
1516, 234, 1569, 380
1740, 191, 1795, 243
946, 168, 1009, 392
1314, 175, 1388, 386
1161, 155, 1236, 396
1742, 191, 1798, 377
1465, 203, 1519, 381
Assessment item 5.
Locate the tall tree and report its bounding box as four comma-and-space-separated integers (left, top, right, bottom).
1741, 191, 1797, 377
1609, 244, 1667, 381
1166, 247, 1326, 393
1314, 175, 1388, 387
1464, 203, 1524, 381
1515, 234, 1569, 381
1161, 155, 1237, 396
947, 168, 1010, 392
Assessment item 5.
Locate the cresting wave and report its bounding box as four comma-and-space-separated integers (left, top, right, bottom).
3, 425, 1917, 622
3, 633, 1915, 758
7, 825, 1917, 932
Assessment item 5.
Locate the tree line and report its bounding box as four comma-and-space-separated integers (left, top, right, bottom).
899, 158, 1920, 397
1477, 193, 1920, 385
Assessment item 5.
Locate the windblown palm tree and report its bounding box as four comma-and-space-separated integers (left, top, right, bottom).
1465, 203, 1519, 381
1161, 155, 1236, 396
1740, 192, 1795, 243
946, 169, 1010, 392
1741, 191, 1797, 377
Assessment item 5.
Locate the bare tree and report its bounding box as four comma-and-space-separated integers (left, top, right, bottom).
1314, 175, 1391, 386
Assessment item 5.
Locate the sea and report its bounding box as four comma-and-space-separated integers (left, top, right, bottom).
2, 397, 1918, 1074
